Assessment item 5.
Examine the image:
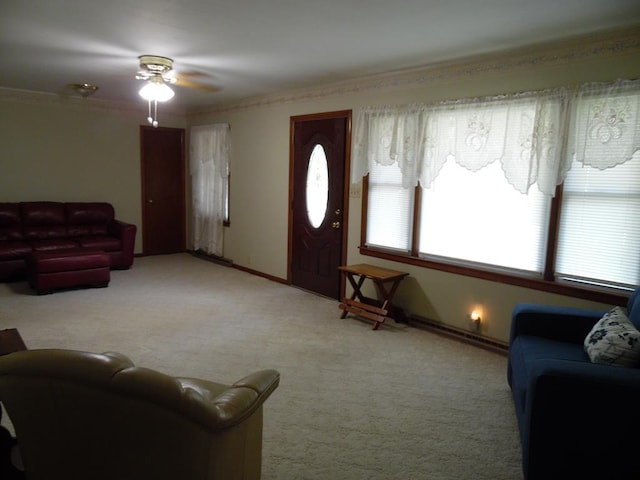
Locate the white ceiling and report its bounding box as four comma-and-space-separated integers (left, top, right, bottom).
1, 0, 639, 110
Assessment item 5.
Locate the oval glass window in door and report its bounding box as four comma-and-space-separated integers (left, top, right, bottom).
306, 144, 329, 228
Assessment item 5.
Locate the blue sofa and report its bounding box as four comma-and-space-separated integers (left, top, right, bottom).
507, 288, 640, 480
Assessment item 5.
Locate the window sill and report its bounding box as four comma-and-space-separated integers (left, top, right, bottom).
359, 246, 629, 306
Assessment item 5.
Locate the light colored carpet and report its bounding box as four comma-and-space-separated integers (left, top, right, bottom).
0, 253, 523, 479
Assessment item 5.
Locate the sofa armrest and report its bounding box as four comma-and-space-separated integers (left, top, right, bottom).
510, 303, 606, 346
528, 358, 640, 398
523, 359, 640, 479
108, 220, 137, 266
109, 220, 136, 243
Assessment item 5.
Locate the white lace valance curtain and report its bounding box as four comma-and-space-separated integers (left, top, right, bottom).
352, 79, 640, 196
190, 123, 230, 257
420, 91, 570, 195
569, 79, 640, 169
352, 104, 426, 188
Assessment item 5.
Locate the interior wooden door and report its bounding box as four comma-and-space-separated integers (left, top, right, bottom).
289, 111, 351, 299
140, 126, 186, 255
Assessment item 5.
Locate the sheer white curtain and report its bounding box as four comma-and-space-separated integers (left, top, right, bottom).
190, 124, 230, 257
352, 104, 426, 188
557, 79, 640, 288
353, 80, 640, 196
568, 79, 640, 169
420, 90, 569, 195
353, 89, 570, 196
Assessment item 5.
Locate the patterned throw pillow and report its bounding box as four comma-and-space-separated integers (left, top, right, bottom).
584, 307, 640, 367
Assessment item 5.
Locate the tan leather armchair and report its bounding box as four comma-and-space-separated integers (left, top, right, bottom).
0, 349, 280, 480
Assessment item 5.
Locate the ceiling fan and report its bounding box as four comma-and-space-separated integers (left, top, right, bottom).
135, 55, 219, 127
136, 55, 220, 93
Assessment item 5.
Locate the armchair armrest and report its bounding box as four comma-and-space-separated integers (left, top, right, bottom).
208, 369, 280, 427
523, 358, 640, 478
180, 369, 280, 430
233, 369, 281, 399
111, 365, 280, 431
510, 303, 606, 346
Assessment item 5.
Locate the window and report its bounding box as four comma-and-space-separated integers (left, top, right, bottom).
306, 144, 330, 229
190, 123, 230, 257
556, 151, 640, 288
366, 162, 414, 251
418, 159, 550, 273
355, 80, 640, 297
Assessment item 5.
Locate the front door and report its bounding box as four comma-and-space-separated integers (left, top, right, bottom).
289, 111, 351, 299
140, 126, 186, 255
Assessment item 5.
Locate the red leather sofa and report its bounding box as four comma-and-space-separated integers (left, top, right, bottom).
0, 202, 137, 282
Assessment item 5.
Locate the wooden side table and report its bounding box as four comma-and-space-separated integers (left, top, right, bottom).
338, 264, 409, 330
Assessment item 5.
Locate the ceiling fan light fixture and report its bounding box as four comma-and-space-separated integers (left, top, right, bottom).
138, 77, 175, 102
136, 55, 179, 128
138, 55, 174, 75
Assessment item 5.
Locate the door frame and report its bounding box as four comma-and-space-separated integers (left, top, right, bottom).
287, 110, 352, 299
140, 125, 187, 255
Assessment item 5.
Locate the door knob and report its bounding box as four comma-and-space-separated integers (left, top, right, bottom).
148, 199, 154, 204
332, 221, 341, 229
335, 208, 341, 216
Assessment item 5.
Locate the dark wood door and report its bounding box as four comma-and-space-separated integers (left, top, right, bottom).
140, 126, 186, 255
289, 111, 351, 299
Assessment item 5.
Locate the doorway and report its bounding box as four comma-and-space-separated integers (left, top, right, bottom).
289, 111, 351, 299
140, 126, 186, 255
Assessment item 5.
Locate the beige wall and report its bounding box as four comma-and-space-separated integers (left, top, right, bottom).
0, 95, 186, 253
188, 31, 640, 342
1, 30, 638, 342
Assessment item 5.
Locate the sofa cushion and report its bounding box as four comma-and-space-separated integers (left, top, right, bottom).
0, 242, 32, 261
509, 335, 587, 417
0, 203, 24, 241
21, 202, 65, 226
66, 203, 114, 237
29, 239, 80, 252
22, 202, 67, 240
584, 307, 640, 367
77, 236, 121, 252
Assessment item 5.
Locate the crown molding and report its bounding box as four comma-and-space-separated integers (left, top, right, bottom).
0, 87, 187, 116
2, 26, 638, 118
0, 87, 131, 112
190, 26, 640, 116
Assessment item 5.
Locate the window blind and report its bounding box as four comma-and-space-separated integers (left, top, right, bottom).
556, 153, 640, 289
419, 159, 550, 273
366, 163, 414, 251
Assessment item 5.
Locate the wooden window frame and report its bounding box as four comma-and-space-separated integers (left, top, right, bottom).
360, 175, 628, 306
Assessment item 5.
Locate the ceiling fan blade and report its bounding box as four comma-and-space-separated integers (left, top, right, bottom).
173, 76, 220, 92
135, 56, 220, 92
